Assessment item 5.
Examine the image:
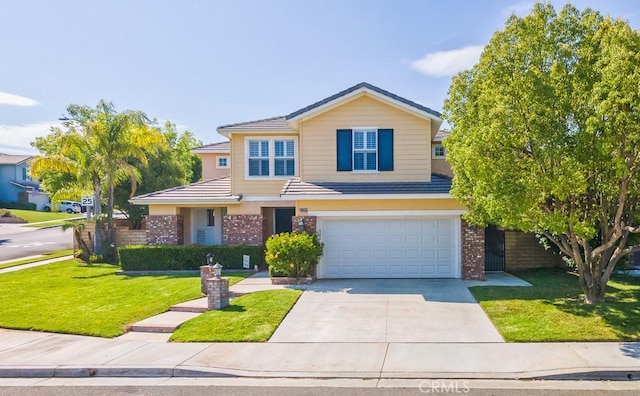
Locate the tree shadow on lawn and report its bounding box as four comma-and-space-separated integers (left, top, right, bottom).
472, 268, 640, 341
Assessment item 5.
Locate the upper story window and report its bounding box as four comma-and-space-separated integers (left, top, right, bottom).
337, 128, 394, 172
246, 138, 297, 178
274, 140, 295, 176
432, 145, 446, 159
248, 140, 270, 176
216, 156, 229, 169
22, 167, 28, 181
353, 129, 377, 171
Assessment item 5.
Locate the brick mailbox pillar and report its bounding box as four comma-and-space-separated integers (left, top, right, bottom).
206, 277, 229, 310
200, 265, 213, 294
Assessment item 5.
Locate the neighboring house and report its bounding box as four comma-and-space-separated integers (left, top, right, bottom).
0, 154, 48, 210
132, 82, 484, 279
190, 141, 230, 180
131, 82, 560, 280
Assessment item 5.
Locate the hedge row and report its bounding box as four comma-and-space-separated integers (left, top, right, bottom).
0, 201, 37, 211
118, 244, 264, 271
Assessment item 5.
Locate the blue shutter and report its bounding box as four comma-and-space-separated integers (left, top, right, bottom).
336, 129, 353, 171
378, 129, 394, 171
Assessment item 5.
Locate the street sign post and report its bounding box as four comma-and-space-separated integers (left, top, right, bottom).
81, 196, 94, 220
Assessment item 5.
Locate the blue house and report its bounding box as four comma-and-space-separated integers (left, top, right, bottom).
0, 153, 45, 207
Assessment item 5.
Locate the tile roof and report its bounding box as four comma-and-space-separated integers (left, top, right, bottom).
0, 154, 32, 165
286, 82, 442, 121
129, 176, 241, 204
434, 129, 450, 142
217, 116, 294, 132
280, 174, 452, 196
191, 141, 230, 153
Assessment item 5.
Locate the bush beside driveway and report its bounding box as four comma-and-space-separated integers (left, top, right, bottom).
470, 268, 640, 342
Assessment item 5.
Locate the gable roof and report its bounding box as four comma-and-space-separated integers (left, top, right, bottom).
286, 82, 442, 122
129, 176, 241, 205
190, 141, 230, 154
217, 116, 294, 136
0, 154, 32, 165
280, 174, 452, 199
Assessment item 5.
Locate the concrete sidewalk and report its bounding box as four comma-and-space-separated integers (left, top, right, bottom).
0, 328, 639, 380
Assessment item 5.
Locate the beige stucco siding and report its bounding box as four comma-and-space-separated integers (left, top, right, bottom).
297, 198, 464, 213
199, 153, 230, 180
148, 205, 180, 215
300, 95, 432, 182
227, 200, 296, 215
231, 134, 297, 197
431, 159, 453, 177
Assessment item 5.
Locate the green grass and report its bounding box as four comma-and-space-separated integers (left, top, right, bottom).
470, 268, 640, 342
5, 209, 81, 224
0, 249, 75, 270
170, 289, 303, 342
0, 259, 205, 337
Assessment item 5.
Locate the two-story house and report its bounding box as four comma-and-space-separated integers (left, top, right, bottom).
131, 83, 484, 280
0, 153, 49, 210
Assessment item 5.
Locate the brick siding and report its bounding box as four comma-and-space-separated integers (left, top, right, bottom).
223, 214, 263, 245
291, 216, 317, 234
461, 220, 485, 280
146, 215, 184, 245
505, 230, 565, 270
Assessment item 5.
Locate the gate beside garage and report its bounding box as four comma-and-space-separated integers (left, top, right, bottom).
484, 225, 505, 271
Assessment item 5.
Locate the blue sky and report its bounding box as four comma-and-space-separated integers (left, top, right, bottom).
1, 0, 637, 154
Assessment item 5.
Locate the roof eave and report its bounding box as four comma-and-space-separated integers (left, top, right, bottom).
129, 197, 242, 205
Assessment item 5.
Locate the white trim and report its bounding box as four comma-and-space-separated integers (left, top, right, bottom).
309, 210, 466, 217
216, 156, 230, 169
286, 87, 442, 123
129, 198, 241, 205
283, 193, 453, 200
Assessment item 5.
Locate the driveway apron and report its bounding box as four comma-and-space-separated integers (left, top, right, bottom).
269, 279, 503, 343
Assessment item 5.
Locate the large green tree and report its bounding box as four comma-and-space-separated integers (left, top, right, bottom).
31, 101, 165, 257
443, 3, 640, 303
114, 121, 202, 228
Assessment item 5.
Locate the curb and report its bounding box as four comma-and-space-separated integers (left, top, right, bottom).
1, 366, 638, 381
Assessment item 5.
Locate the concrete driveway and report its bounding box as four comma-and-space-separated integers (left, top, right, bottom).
269, 278, 503, 343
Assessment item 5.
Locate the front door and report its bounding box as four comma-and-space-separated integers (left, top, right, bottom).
274, 208, 295, 234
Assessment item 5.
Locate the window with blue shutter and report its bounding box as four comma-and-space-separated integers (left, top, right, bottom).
336, 128, 394, 172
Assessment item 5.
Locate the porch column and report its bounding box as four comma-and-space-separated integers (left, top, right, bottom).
146, 215, 184, 245
461, 219, 485, 280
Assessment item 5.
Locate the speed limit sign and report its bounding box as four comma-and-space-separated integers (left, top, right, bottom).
81, 196, 94, 206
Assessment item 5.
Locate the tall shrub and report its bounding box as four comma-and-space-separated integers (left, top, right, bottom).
265, 232, 324, 278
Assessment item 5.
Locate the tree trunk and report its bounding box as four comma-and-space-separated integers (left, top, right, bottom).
106, 184, 114, 248
93, 178, 102, 255
579, 257, 608, 304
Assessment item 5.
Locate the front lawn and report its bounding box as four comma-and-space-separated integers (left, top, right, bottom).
0, 260, 204, 337
170, 289, 302, 342
6, 209, 80, 223
0, 249, 74, 270
470, 268, 640, 342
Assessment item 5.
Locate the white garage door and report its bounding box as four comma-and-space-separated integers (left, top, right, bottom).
319, 217, 459, 279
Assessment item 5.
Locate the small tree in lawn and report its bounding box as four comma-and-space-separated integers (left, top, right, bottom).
265, 232, 324, 279
443, 2, 640, 303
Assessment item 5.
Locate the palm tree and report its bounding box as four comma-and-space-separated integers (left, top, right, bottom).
31, 100, 165, 257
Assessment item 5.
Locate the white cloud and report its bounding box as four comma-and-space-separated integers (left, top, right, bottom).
0, 91, 39, 106
0, 121, 60, 155
411, 45, 484, 78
